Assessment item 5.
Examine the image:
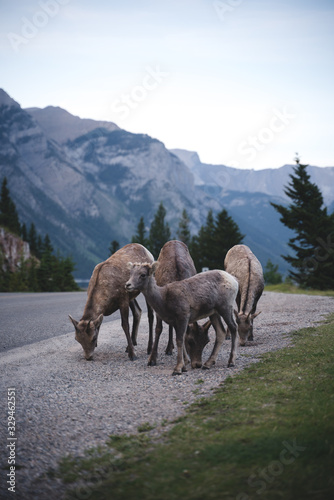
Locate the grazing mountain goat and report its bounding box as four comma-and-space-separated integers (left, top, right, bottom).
148, 240, 197, 365
126, 263, 239, 375
69, 243, 154, 361
224, 244, 264, 346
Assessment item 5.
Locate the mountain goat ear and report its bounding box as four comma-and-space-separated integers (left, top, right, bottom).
252, 311, 261, 319
150, 261, 159, 275
127, 261, 134, 270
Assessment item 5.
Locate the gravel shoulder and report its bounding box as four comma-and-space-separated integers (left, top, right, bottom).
1, 291, 333, 499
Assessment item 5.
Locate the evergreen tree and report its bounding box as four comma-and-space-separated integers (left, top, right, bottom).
263, 259, 283, 285
27, 259, 39, 292
148, 202, 171, 258
38, 235, 55, 291
42, 234, 53, 254
0, 177, 21, 235
20, 223, 28, 242
131, 216, 149, 247
176, 209, 191, 246
210, 208, 244, 269
109, 240, 120, 256
271, 156, 334, 289
28, 223, 38, 256
190, 210, 216, 271
190, 208, 244, 271
36, 234, 44, 259
52, 252, 80, 291
0, 195, 80, 292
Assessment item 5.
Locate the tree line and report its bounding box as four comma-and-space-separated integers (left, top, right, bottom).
129, 202, 281, 284
130, 157, 334, 290
0, 177, 80, 292
130, 202, 245, 273
2, 155, 333, 292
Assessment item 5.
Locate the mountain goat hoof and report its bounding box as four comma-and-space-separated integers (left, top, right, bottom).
203, 360, 215, 370
147, 359, 157, 366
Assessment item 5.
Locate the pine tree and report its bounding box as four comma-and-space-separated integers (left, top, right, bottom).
263, 259, 283, 285
52, 252, 80, 291
148, 202, 171, 258
210, 208, 244, 269
38, 235, 55, 291
42, 234, 53, 254
271, 156, 334, 289
36, 235, 43, 259
28, 223, 38, 257
27, 258, 39, 292
109, 240, 120, 256
176, 209, 191, 246
190, 210, 216, 271
190, 208, 244, 271
131, 216, 149, 247
0, 177, 21, 235
60, 256, 80, 291
0, 186, 80, 292
20, 223, 28, 242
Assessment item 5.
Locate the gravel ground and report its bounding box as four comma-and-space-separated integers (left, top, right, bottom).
1, 291, 333, 500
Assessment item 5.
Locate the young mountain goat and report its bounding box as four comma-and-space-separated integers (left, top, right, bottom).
149, 240, 197, 365
69, 243, 154, 361
126, 262, 239, 375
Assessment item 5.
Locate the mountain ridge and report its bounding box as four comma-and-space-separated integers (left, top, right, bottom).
171, 148, 334, 206
1, 88, 333, 278
26, 106, 120, 144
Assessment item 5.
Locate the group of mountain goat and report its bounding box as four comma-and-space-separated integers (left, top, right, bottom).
69, 241, 264, 376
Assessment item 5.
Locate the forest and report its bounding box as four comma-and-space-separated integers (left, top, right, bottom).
0, 177, 80, 292
1, 158, 333, 292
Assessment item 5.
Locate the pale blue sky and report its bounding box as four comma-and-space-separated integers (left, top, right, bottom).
1, 0, 333, 169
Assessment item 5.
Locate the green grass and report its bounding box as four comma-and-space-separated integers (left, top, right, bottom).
58, 315, 334, 500
264, 283, 334, 296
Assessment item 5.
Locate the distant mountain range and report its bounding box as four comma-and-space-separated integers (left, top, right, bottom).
1, 88, 333, 278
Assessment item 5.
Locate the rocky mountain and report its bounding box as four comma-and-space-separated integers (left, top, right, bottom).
0, 89, 218, 277
171, 149, 334, 272
0, 88, 333, 279
0, 227, 31, 272
171, 149, 334, 207
25, 105, 120, 144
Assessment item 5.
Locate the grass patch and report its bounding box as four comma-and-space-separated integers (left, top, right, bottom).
59, 315, 334, 500
264, 283, 334, 296
137, 422, 155, 433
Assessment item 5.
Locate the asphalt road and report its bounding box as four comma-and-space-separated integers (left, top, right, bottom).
0, 292, 147, 352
